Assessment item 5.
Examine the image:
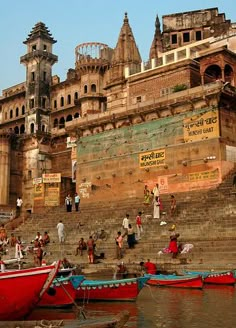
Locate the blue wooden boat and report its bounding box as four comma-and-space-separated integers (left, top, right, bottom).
71, 276, 149, 301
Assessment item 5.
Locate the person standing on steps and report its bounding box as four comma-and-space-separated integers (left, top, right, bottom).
57, 220, 65, 244
169, 195, 177, 219
143, 185, 151, 206
16, 196, 23, 217
152, 183, 160, 198
136, 211, 143, 240
87, 236, 95, 264
65, 194, 72, 212
122, 214, 129, 236
153, 196, 161, 220
74, 192, 80, 212
116, 231, 123, 260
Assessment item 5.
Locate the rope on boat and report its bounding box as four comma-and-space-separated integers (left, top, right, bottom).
55, 278, 87, 320
144, 284, 159, 304
39, 320, 64, 327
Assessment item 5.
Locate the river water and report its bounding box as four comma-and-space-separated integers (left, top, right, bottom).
29, 285, 236, 327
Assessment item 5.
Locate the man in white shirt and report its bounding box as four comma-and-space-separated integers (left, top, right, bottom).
16, 197, 23, 217
122, 214, 129, 236
152, 183, 160, 197
57, 220, 65, 244
74, 193, 80, 212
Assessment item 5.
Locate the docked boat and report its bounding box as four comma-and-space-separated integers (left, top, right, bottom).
38, 275, 84, 308
0, 310, 130, 327
71, 276, 148, 301
0, 261, 60, 320
145, 273, 203, 289
184, 270, 235, 285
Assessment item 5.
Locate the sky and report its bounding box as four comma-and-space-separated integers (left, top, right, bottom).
0, 0, 235, 94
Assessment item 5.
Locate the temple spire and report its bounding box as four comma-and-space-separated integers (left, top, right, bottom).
111, 12, 142, 65
149, 14, 163, 61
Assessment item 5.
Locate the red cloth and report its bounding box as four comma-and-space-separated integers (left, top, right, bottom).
144, 262, 157, 274
136, 215, 142, 226
168, 240, 178, 253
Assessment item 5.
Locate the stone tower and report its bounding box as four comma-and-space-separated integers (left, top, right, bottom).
75, 42, 112, 116
20, 22, 58, 134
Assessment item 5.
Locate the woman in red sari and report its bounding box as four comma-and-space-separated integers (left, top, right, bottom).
161, 233, 180, 258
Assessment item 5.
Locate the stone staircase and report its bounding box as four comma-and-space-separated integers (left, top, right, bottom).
3, 169, 236, 275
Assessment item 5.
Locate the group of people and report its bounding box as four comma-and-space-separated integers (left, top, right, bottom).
115, 211, 144, 260
144, 183, 177, 220
65, 192, 80, 212
29, 231, 50, 266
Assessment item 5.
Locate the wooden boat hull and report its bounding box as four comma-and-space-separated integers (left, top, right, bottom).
0, 262, 60, 320
146, 274, 203, 289
38, 275, 84, 308
0, 310, 130, 327
185, 271, 235, 285
72, 276, 148, 301
38, 278, 76, 308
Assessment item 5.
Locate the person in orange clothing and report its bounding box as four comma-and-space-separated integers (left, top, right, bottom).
140, 259, 157, 275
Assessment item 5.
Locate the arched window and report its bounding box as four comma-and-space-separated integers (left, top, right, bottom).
20, 125, 25, 134
5, 112, 7, 120
53, 118, 58, 128
224, 64, 234, 84
59, 117, 65, 129
91, 84, 96, 92
84, 85, 88, 94
22, 105, 25, 115
16, 107, 19, 117
60, 97, 64, 107
30, 99, 34, 109
14, 126, 19, 134
30, 123, 35, 134
204, 65, 222, 84
67, 94, 71, 104
42, 125, 45, 132
74, 112, 80, 118
54, 100, 57, 109
42, 98, 46, 108
10, 109, 13, 119
66, 115, 73, 122
74, 92, 78, 100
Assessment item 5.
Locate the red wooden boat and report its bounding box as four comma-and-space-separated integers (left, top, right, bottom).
72, 276, 148, 301
185, 270, 235, 285
145, 274, 203, 289
0, 261, 60, 320
38, 275, 84, 308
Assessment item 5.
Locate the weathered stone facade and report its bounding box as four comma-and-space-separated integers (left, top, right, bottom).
0, 7, 236, 210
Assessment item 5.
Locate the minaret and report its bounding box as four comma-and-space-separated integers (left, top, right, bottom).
20, 22, 58, 134
149, 14, 163, 61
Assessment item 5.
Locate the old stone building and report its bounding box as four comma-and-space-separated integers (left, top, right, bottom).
0, 7, 236, 212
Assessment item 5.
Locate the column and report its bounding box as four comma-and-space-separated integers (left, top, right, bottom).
0, 133, 10, 205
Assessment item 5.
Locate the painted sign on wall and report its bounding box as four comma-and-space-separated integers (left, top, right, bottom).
34, 183, 44, 199
44, 187, 60, 206
188, 168, 219, 182
42, 173, 61, 183
183, 110, 219, 143
139, 149, 165, 168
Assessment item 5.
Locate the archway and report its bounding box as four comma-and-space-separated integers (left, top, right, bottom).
204, 65, 222, 84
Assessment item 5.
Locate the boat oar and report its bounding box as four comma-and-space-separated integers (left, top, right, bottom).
54, 278, 87, 320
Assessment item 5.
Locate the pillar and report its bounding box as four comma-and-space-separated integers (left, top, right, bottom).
0, 133, 10, 205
